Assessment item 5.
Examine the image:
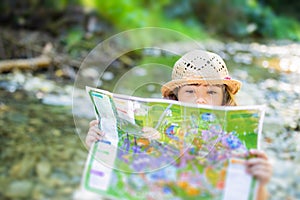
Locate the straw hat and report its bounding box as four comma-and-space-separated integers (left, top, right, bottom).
161, 50, 241, 98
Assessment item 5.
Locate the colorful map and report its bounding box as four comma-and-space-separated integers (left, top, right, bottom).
81, 86, 265, 200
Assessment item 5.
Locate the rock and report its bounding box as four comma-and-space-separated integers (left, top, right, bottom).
102, 71, 114, 81
9, 156, 36, 179
42, 94, 72, 106
32, 184, 46, 200
36, 160, 52, 178
5, 180, 34, 198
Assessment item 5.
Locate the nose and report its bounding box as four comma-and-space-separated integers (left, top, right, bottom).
195, 96, 206, 104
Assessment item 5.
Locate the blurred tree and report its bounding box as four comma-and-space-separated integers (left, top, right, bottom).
1, 0, 300, 41
187, 0, 300, 40
261, 0, 300, 20
191, 0, 248, 37
0, 0, 82, 35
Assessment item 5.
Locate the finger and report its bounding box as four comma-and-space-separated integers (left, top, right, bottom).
89, 119, 99, 127
89, 126, 105, 136
85, 134, 99, 149
247, 165, 272, 184
249, 149, 268, 160
246, 160, 272, 178
250, 170, 272, 184
246, 162, 272, 173
86, 136, 97, 145
246, 157, 267, 166
246, 159, 270, 171
86, 133, 102, 143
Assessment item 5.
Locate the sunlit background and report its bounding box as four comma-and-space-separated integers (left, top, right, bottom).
0, 0, 300, 199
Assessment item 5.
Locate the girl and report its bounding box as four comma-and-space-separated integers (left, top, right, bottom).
86, 50, 272, 200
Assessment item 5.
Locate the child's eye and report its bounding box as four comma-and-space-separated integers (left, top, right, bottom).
207, 90, 217, 95
185, 90, 194, 94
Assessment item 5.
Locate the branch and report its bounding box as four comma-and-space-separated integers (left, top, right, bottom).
0, 43, 82, 73
0, 55, 51, 72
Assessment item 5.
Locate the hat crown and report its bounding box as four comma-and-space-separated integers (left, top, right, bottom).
161, 50, 241, 98
172, 50, 229, 80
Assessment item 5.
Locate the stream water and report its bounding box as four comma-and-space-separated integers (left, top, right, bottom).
0, 41, 300, 199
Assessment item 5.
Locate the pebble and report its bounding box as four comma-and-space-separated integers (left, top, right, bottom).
5, 180, 34, 198
36, 160, 52, 178
42, 94, 72, 106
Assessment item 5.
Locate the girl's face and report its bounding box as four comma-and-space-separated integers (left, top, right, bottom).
177, 84, 224, 106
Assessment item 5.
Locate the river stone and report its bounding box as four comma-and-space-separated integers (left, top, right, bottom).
9, 156, 36, 179
32, 184, 45, 200
5, 180, 34, 198
36, 160, 52, 178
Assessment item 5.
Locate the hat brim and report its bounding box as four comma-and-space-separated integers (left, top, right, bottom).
161, 78, 241, 98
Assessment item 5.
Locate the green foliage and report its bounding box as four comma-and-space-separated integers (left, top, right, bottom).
43, 0, 78, 11
79, 0, 207, 40
64, 27, 85, 49
3, 0, 299, 41
242, 2, 300, 40
263, 0, 300, 20
271, 16, 300, 40
138, 54, 180, 67
189, 0, 300, 40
